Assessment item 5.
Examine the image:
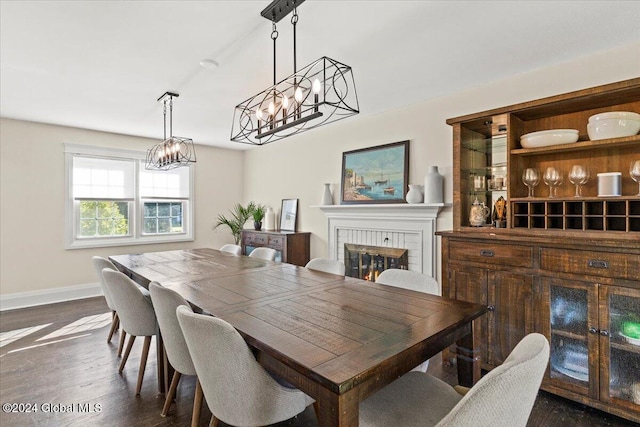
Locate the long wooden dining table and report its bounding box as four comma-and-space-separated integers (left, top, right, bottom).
110, 248, 487, 427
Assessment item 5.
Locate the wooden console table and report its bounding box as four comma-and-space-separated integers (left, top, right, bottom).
241, 230, 310, 266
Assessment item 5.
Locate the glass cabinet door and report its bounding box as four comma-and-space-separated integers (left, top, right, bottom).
600, 286, 640, 409
458, 117, 508, 228
541, 277, 599, 398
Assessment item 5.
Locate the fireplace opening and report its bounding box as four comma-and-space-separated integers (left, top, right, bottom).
344, 243, 408, 281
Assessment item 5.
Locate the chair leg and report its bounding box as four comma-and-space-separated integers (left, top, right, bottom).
313, 401, 320, 420
107, 312, 119, 343
117, 330, 127, 357
119, 335, 136, 373
136, 336, 152, 396
191, 378, 203, 427
209, 415, 219, 427
161, 371, 182, 416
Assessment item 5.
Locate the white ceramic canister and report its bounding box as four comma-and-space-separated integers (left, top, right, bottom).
424, 166, 444, 203
597, 172, 621, 197
406, 184, 423, 204
264, 207, 276, 230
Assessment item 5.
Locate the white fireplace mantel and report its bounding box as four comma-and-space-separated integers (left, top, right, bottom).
314, 203, 450, 279
315, 203, 448, 217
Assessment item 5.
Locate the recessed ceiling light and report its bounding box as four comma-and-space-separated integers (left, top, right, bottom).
200, 59, 219, 69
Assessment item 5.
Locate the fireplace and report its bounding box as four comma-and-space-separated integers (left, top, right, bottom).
316, 203, 447, 290
344, 243, 408, 281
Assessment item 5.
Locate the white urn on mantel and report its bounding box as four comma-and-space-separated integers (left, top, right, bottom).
405, 184, 424, 204
321, 183, 334, 205
424, 166, 444, 203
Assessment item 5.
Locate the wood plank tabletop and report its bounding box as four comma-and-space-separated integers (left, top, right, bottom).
110, 248, 487, 427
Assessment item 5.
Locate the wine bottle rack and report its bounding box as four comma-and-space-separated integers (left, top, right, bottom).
511, 197, 640, 232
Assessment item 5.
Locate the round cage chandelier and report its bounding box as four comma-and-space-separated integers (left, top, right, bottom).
146, 92, 196, 170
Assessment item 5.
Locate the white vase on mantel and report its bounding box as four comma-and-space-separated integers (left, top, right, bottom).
424, 166, 444, 203
406, 184, 423, 204
321, 183, 334, 205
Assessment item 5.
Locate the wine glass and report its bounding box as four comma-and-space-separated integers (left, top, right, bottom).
544, 167, 563, 198
568, 165, 590, 197
522, 168, 540, 197
631, 160, 640, 196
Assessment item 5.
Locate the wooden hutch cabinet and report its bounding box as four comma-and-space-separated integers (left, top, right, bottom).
439, 78, 640, 423
241, 230, 310, 267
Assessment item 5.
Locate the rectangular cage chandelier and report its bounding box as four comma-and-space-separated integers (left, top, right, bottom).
146, 92, 196, 170
230, 0, 359, 146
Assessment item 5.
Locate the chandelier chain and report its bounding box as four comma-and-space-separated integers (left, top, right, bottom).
168, 96, 173, 138
271, 22, 278, 86
292, 5, 298, 74
162, 99, 167, 140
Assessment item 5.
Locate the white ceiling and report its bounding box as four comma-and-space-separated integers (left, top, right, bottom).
1, 1, 639, 150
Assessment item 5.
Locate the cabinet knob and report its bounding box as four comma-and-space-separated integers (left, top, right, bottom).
600, 329, 610, 337
487, 305, 495, 312
588, 327, 598, 334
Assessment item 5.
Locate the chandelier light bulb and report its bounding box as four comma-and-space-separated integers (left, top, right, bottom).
268, 101, 275, 115
256, 109, 265, 121
312, 79, 321, 112
294, 87, 303, 103
282, 95, 289, 109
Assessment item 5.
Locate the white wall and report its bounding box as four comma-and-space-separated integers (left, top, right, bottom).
243, 42, 640, 283
0, 119, 244, 305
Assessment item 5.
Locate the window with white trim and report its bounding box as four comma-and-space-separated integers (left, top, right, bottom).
65, 143, 194, 249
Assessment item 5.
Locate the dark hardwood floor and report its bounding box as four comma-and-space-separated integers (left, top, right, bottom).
0, 297, 637, 426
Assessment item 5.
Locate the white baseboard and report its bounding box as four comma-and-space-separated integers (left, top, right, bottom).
0, 282, 103, 311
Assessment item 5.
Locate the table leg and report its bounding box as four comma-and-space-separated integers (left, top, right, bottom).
315, 387, 359, 427
455, 319, 482, 387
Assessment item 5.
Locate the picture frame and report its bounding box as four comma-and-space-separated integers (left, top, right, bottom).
340, 140, 410, 204
280, 198, 298, 231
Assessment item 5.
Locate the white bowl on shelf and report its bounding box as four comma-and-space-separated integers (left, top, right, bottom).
589, 111, 640, 122
520, 129, 579, 148
587, 113, 640, 140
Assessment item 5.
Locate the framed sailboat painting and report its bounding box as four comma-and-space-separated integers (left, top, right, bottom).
340, 140, 410, 204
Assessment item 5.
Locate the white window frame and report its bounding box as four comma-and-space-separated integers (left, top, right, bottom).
65, 143, 194, 249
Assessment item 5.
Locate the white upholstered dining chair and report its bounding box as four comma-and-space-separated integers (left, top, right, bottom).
176, 306, 315, 427
220, 244, 242, 256
305, 258, 346, 276
102, 269, 157, 396
375, 268, 440, 372
376, 268, 440, 295
149, 283, 203, 426
359, 333, 549, 427
248, 247, 277, 261
91, 256, 120, 344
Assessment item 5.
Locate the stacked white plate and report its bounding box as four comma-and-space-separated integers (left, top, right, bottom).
587, 111, 640, 140
520, 129, 579, 148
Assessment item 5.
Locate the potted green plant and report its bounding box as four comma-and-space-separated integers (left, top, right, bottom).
214, 202, 254, 244
251, 203, 266, 231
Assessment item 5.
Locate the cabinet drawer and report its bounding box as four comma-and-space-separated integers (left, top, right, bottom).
254, 235, 268, 245
268, 235, 284, 249
243, 233, 255, 245
449, 240, 533, 268
540, 248, 640, 280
